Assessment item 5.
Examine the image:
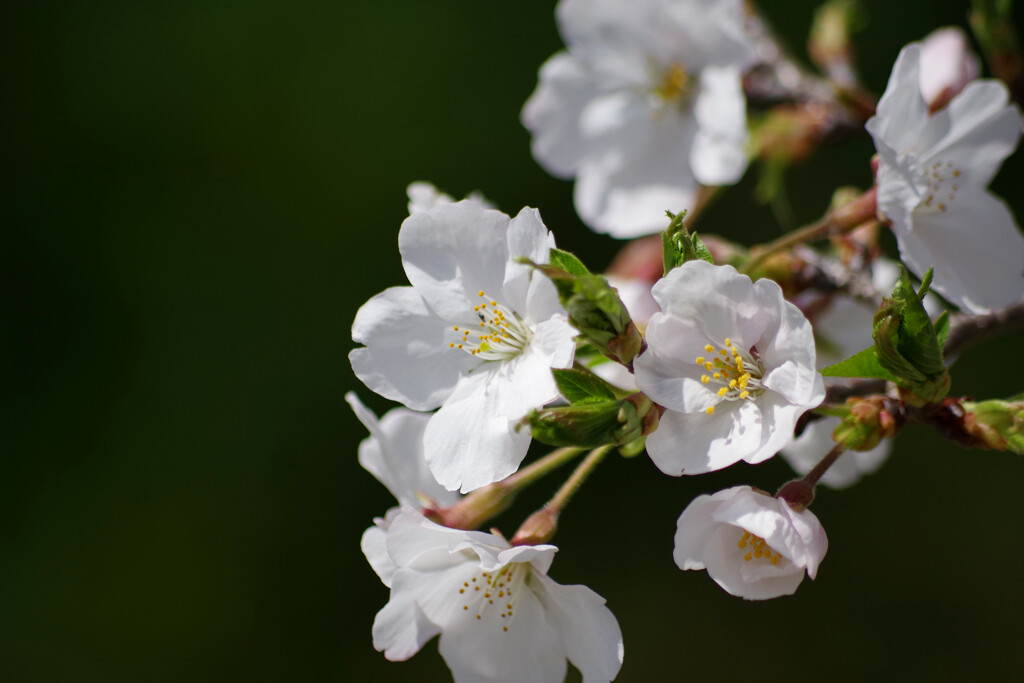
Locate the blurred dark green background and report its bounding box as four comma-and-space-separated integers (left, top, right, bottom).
4, 1, 1023, 681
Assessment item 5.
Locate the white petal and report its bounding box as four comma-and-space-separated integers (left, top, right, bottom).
649, 261, 771, 346
673, 487, 746, 570
386, 508, 501, 569
897, 188, 1024, 313
424, 372, 534, 493
701, 522, 804, 600
744, 393, 807, 464
347, 393, 458, 509
502, 207, 555, 315
691, 66, 749, 185
372, 575, 442, 661
633, 314, 718, 413
438, 580, 566, 683
645, 400, 761, 475
361, 515, 398, 587
539, 575, 624, 683
867, 45, 929, 153
399, 202, 511, 321
495, 544, 559, 576
522, 52, 599, 178
573, 105, 698, 238
350, 286, 475, 411
920, 81, 1021, 188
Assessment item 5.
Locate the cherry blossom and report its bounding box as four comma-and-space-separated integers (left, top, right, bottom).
350, 201, 578, 492
370, 508, 624, 682
674, 485, 827, 600
522, 0, 755, 238
634, 261, 825, 475
867, 44, 1024, 313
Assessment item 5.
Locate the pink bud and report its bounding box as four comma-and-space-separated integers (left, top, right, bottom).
919, 27, 981, 112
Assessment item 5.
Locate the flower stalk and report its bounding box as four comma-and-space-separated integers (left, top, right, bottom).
511, 444, 612, 546
433, 447, 583, 530
742, 187, 878, 276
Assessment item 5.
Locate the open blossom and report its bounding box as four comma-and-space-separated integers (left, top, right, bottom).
779, 416, 890, 489
867, 44, 1024, 313
370, 508, 624, 682
350, 201, 578, 493
348, 392, 462, 586
522, 0, 755, 238
674, 485, 827, 600
634, 261, 825, 475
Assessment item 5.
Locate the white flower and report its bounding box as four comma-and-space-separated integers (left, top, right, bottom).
918, 27, 980, 110
370, 508, 624, 682
522, 0, 755, 238
673, 485, 827, 600
350, 201, 578, 493
407, 181, 494, 215
348, 392, 463, 586
633, 261, 825, 475
866, 44, 1024, 313
779, 416, 890, 489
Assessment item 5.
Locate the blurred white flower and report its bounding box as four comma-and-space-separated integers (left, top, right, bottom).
350, 201, 577, 493
867, 44, 1024, 313
522, 0, 755, 238
779, 416, 890, 489
674, 485, 827, 600
407, 181, 494, 214
370, 508, 624, 682
634, 261, 824, 475
918, 27, 980, 110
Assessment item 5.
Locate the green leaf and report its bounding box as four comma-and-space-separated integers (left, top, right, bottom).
549, 248, 590, 277
691, 233, 715, 264
821, 346, 901, 382
552, 368, 617, 405
934, 310, 950, 349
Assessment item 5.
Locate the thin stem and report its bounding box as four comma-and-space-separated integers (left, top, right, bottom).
547, 444, 612, 514
741, 187, 877, 276
802, 443, 846, 489
436, 447, 583, 530
503, 446, 584, 490
510, 444, 612, 546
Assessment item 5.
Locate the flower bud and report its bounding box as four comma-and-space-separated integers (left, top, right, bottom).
522, 392, 659, 448
526, 252, 645, 367
510, 507, 558, 546
872, 265, 951, 404
430, 481, 516, 531
962, 398, 1024, 454
919, 27, 980, 112
833, 396, 902, 451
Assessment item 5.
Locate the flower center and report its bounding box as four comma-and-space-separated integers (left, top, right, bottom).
920, 159, 962, 214
456, 563, 529, 634
737, 530, 781, 566
448, 290, 533, 361
651, 62, 691, 106
695, 338, 766, 415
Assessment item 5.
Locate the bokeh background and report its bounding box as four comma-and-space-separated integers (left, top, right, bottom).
5, 1, 1024, 681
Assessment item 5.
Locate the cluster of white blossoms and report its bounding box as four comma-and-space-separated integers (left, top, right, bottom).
349, 1, 1024, 679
